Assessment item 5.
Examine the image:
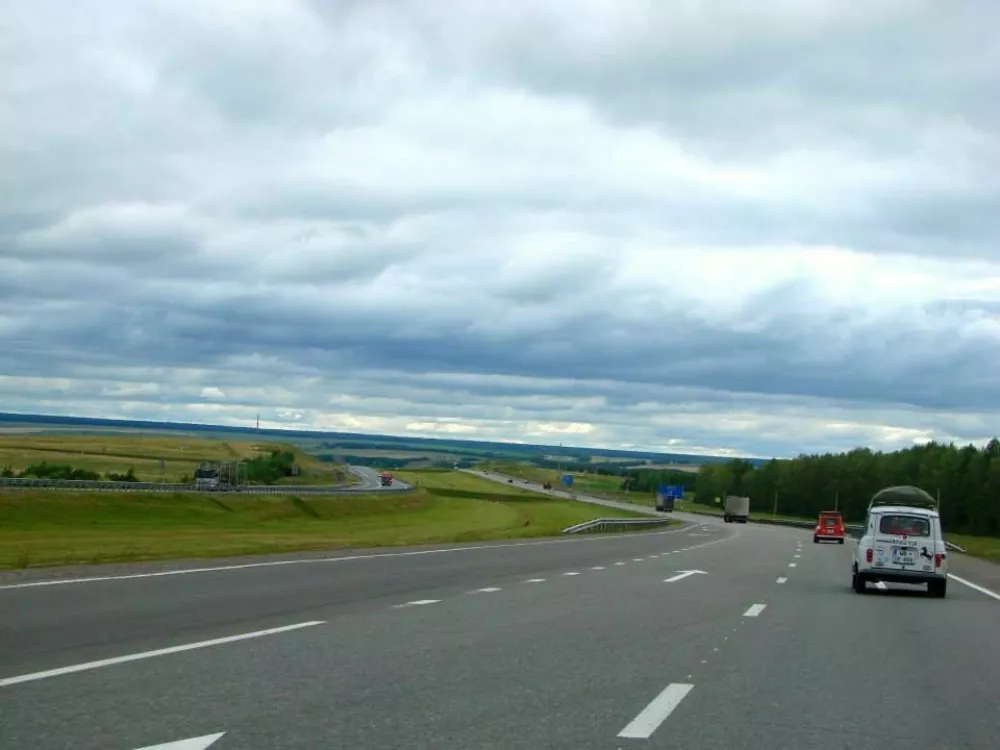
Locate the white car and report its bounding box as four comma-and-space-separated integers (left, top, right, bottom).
852, 485, 949, 598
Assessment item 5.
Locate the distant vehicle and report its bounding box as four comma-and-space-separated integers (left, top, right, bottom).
194, 465, 220, 491
377, 471, 393, 487
723, 495, 749, 523
542, 482, 552, 490
814, 511, 845, 543
655, 496, 675, 512
852, 485, 948, 597
508, 478, 513, 483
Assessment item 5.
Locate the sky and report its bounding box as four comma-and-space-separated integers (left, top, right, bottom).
2, 0, 999, 459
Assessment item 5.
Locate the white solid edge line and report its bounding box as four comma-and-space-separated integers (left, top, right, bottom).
0, 525, 699, 591
743, 603, 767, 617
617, 683, 694, 739
0, 621, 324, 688
948, 573, 1000, 602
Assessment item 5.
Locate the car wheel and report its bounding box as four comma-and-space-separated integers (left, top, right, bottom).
838, 538, 845, 544
929, 579, 947, 598
813, 535, 819, 543
853, 572, 867, 594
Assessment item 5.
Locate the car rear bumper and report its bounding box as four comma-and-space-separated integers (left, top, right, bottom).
862, 568, 947, 584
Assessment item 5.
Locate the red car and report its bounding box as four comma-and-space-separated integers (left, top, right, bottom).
814, 511, 845, 544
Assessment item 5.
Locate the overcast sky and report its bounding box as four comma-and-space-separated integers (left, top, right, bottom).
2, 0, 999, 458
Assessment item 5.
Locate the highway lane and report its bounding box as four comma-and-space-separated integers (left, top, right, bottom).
3, 512, 999, 749
666, 531, 1000, 749
0, 518, 723, 678
466, 469, 664, 517
347, 465, 409, 491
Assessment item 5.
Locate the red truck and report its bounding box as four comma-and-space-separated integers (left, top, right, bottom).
378, 471, 393, 487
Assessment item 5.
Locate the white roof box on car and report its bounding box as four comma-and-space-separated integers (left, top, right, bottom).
867, 485, 938, 513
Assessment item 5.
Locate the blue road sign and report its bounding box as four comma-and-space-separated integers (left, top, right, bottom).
659, 484, 684, 499
561, 474, 574, 487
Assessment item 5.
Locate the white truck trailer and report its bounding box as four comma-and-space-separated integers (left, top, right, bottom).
724, 495, 750, 523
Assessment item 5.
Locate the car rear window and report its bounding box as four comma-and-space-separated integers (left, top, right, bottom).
822, 517, 839, 526
878, 515, 930, 537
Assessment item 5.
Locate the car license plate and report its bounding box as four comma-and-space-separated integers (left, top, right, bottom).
892, 547, 915, 566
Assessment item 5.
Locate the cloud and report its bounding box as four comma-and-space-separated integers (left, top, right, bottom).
2, 0, 999, 458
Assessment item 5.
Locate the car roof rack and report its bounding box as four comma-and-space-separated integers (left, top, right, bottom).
866, 485, 938, 512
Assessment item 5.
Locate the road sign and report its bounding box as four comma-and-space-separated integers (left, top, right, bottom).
659, 484, 684, 499
561, 474, 574, 487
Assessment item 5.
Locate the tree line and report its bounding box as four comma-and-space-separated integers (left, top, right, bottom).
619, 469, 699, 493
1, 462, 141, 482
692, 439, 1000, 537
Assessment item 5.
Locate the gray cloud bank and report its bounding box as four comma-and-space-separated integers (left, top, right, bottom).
2, 0, 999, 457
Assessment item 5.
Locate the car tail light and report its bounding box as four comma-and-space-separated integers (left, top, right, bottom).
865, 548, 873, 563
934, 554, 942, 568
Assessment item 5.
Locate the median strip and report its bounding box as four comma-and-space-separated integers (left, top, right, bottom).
0, 621, 325, 688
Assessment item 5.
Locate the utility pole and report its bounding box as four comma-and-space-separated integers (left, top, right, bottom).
773, 490, 778, 516
835, 490, 839, 512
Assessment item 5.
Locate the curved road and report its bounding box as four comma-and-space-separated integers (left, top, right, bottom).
1, 485, 998, 748
347, 465, 409, 491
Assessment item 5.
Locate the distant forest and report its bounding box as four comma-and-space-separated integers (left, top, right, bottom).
693, 440, 1000, 537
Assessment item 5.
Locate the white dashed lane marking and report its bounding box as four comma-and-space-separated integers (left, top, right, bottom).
617, 683, 694, 740
743, 604, 767, 617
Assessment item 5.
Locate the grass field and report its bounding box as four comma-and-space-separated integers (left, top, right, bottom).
0, 435, 350, 485
0, 470, 652, 569
940, 533, 1000, 563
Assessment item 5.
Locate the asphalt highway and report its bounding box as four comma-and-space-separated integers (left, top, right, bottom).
2, 501, 999, 748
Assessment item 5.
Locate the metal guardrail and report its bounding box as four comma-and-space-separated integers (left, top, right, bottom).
0, 476, 412, 495
563, 517, 674, 534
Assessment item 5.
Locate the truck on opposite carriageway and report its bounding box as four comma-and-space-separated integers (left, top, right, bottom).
723, 495, 750, 523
